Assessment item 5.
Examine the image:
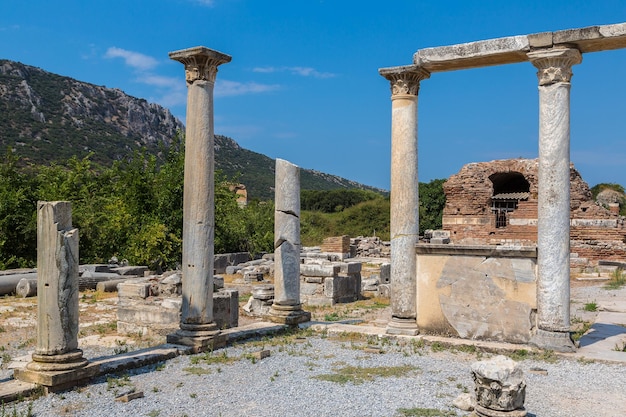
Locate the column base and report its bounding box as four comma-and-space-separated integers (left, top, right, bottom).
386, 317, 419, 336
473, 404, 527, 417
26, 349, 88, 372
529, 328, 576, 352
266, 303, 311, 325
15, 351, 99, 393
166, 322, 226, 352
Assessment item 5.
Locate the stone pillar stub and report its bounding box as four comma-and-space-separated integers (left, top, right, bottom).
167, 46, 230, 350
268, 159, 310, 325
528, 47, 581, 353
14, 202, 101, 391
379, 65, 430, 336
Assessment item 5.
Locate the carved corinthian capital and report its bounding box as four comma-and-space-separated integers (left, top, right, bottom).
379, 65, 431, 96
527, 48, 582, 86
169, 46, 232, 85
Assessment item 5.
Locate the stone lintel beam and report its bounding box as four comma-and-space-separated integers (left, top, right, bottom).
409, 22, 625, 73
413, 35, 530, 72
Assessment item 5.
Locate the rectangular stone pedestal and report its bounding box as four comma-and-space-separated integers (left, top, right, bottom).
165, 333, 227, 353
14, 363, 100, 393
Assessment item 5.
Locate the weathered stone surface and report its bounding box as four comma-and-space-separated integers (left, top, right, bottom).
16, 277, 37, 298
35, 201, 80, 356
472, 355, 526, 415
117, 281, 152, 299
214, 252, 250, 274
339, 262, 362, 275
453, 392, 474, 412
441, 158, 626, 265
300, 264, 339, 277
169, 46, 230, 344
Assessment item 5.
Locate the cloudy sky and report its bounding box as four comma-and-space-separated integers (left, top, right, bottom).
1, 0, 626, 190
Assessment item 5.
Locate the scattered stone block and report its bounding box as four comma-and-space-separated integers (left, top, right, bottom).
471, 355, 526, 417
115, 390, 144, 402
117, 281, 152, 299
250, 350, 271, 360
380, 263, 391, 284
300, 264, 339, 277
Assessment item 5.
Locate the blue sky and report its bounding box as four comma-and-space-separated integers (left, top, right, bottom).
1, 1, 626, 191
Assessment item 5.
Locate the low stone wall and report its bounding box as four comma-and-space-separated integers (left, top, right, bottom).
116, 274, 238, 336
415, 244, 537, 344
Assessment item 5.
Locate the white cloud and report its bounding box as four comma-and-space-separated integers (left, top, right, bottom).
0, 24, 19, 31
105, 47, 158, 71
189, 0, 215, 6
215, 80, 280, 97
253, 66, 336, 79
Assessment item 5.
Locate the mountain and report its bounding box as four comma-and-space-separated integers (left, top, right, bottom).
0, 59, 386, 200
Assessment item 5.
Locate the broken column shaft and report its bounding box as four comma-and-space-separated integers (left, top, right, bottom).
268, 158, 310, 324
166, 46, 231, 349
15, 201, 101, 392
528, 47, 581, 352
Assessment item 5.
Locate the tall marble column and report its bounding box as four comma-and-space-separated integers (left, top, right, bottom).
167, 47, 231, 349
527, 47, 581, 352
267, 159, 311, 324
379, 65, 430, 336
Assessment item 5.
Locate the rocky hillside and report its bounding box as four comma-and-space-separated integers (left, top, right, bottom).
0, 59, 385, 200
0, 59, 183, 165
214, 135, 385, 200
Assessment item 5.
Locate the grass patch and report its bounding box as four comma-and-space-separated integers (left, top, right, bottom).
507, 349, 557, 363
313, 364, 417, 385
583, 301, 598, 312
430, 342, 445, 352
324, 312, 341, 322
613, 341, 626, 352
396, 407, 457, 416
0, 402, 34, 417
190, 350, 237, 366
182, 366, 211, 376
571, 320, 592, 341
605, 268, 626, 290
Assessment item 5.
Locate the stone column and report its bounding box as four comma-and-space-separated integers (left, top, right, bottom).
379, 65, 430, 335
267, 159, 311, 324
166, 47, 231, 349
527, 47, 581, 352
15, 202, 100, 391
30, 201, 85, 370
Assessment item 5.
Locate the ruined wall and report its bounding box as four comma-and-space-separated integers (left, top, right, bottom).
415, 245, 537, 344
442, 159, 626, 264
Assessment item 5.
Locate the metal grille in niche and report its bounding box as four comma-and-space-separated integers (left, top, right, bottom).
492, 200, 518, 228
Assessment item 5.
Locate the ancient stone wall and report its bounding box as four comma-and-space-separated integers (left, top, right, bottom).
442, 159, 626, 265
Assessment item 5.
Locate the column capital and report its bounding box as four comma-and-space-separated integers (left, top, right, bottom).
169, 46, 232, 85
379, 65, 430, 96
527, 47, 582, 86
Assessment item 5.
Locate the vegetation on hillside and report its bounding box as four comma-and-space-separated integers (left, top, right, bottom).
590, 183, 626, 215
0, 130, 448, 269
299, 179, 446, 246
0, 135, 274, 271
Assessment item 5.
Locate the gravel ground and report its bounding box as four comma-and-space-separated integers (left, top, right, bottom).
4, 330, 625, 417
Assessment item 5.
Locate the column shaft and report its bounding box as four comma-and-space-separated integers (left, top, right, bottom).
528, 47, 581, 352
167, 47, 231, 348
181, 79, 215, 326
36, 201, 80, 355
268, 159, 310, 324
379, 66, 430, 336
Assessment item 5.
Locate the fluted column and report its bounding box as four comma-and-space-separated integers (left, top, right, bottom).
528, 47, 581, 352
267, 159, 311, 325
379, 65, 430, 336
167, 47, 231, 349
